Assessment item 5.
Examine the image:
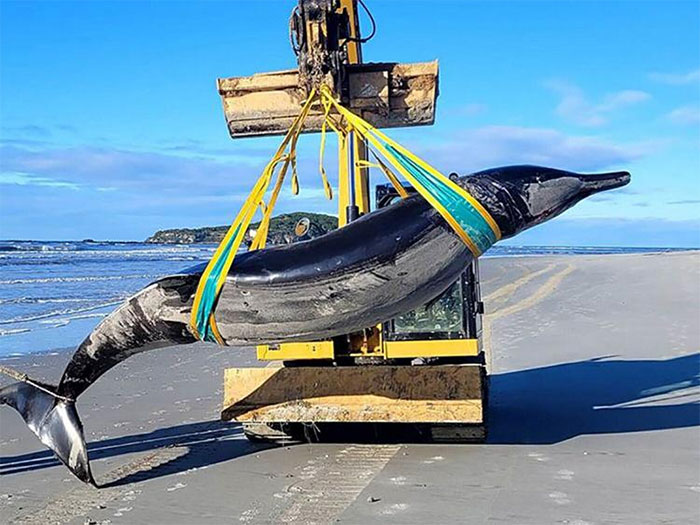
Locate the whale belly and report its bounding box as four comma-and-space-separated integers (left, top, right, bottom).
215, 223, 471, 345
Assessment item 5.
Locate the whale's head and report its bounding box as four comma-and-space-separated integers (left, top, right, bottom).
461, 165, 631, 239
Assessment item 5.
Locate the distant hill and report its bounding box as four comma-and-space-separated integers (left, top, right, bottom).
146, 212, 338, 245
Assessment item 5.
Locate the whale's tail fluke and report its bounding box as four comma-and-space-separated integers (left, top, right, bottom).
0, 375, 94, 485
0, 275, 199, 486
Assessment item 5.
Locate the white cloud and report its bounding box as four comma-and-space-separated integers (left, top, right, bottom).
412, 125, 648, 174
0, 126, 653, 240
0, 171, 80, 190
649, 69, 700, 85
667, 105, 700, 126
546, 81, 651, 127
598, 90, 651, 110
0, 144, 260, 194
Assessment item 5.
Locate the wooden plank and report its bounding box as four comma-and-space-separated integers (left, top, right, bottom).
217, 60, 438, 137
221, 364, 484, 424
217, 69, 299, 92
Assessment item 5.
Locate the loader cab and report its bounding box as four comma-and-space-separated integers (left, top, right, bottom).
375, 183, 484, 354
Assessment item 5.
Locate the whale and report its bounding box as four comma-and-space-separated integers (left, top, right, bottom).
0, 165, 630, 485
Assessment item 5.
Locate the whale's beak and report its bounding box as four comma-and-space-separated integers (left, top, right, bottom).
579, 171, 631, 194
465, 166, 634, 239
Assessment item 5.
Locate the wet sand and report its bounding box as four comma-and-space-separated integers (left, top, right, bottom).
1, 252, 698, 524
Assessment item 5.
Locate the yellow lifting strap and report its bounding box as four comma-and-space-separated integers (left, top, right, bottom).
318, 85, 501, 257
190, 86, 501, 344
190, 89, 318, 343
357, 155, 410, 199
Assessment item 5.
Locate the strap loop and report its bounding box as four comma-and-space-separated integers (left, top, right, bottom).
189, 89, 317, 342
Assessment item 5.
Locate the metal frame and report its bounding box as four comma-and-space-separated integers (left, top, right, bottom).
223, 2, 488, 442
376, 182, 483, 345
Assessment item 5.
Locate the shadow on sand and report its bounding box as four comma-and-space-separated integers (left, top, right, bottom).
0, 419, 270, 486
1, 353, 697, 484
488, 353, 700, 444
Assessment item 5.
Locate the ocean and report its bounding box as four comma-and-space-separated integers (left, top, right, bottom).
0, 240, 691, 357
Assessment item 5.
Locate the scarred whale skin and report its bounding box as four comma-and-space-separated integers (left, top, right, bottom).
0, 165, 630, 484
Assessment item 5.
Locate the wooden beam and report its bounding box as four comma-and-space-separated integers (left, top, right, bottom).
221, 364, 484, 424
217, 61, 439, 138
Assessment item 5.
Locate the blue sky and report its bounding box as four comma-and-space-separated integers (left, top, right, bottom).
1, 0, 698, 246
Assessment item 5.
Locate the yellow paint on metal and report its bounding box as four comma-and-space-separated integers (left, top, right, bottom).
340, 0, 362, 64
222, 365, 485, 424
353, 136, 371, 215
337, 134, 350, 227
338, 0, 370, 222
256, 341, 335, 361
256, 334, 478, 361
253, 315, 480, 362
384, 338, 480, 359
345, 325, 384, 357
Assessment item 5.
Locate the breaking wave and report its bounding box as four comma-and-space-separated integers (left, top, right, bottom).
0, 300, 122, 325
0, 240, 210, 355
0, 328, 31, 337
0, 274, 158, 285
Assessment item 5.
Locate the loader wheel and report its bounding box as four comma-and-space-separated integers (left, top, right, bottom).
427, 423, 486, 443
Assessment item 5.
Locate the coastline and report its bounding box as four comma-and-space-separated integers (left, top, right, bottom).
0, 245, 700, 361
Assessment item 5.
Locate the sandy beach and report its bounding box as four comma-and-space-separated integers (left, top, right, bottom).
1, 252, 698, 524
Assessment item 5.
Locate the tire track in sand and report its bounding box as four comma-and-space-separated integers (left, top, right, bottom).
482, 263, 557, 306
11, 446, 189, 524
275, 445, 401, 524
483, 263, 576, 371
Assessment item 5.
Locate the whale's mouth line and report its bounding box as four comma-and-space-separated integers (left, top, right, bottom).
580, 171, 631, 193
